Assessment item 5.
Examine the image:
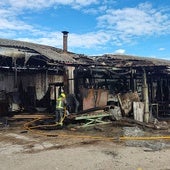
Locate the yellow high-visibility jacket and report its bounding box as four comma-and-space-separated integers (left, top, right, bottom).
56, 97, 65, 109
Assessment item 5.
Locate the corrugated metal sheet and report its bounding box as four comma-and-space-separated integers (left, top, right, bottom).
80, 88, 108, 110
93, 54, 170, 67
0, 38, 78, 63
1, 38, 169, 67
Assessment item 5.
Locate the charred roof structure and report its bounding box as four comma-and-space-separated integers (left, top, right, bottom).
74, 54, 170, 119
0, 38, 170, 119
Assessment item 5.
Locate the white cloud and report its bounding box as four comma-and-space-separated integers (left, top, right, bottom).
17, 31, 62, 46
114, 49, 126, 54
0, 1, 169, 54
71, 0, 98, 9
97, 2, 170, 43
83, 8, 98, 15
83, 5, 108, 15
18, 31, 111, 50
158, 48, 165, 51
2, 0, 98, 10
0, 18, 33, 30
69, 31, 111, 48
0, 2, 111, 49
0, 0, 99, 36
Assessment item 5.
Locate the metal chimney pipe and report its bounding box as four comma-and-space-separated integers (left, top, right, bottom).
62, 31, 69, 52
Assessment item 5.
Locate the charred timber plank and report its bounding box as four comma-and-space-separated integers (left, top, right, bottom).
77, 107, 105, 115
12, 114, 52, 119
117, 118, 168, 130
75, 112, 110, 120
120, 118, 154, 128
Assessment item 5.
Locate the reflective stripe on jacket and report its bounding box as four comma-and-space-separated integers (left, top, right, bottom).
56, 97, 64, 109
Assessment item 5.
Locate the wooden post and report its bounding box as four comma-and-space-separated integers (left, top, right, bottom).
142, 69, 150, 123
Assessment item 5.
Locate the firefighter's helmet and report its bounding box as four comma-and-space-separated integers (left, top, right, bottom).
60, 93, 66, 98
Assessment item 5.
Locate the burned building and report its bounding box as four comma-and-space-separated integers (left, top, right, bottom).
0, 37, 82, 115
0, 37, 170, 119
75, 54, 170, 119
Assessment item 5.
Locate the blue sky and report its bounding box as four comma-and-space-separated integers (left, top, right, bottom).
0, 0, 170, 59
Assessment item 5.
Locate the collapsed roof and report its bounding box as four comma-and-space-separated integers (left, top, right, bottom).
0, 38, 169, 69
92, 54, 170, 68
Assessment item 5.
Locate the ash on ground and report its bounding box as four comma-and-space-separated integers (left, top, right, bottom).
122, 126, 170, 151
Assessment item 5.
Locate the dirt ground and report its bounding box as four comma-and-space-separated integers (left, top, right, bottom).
0, 119, 170, 170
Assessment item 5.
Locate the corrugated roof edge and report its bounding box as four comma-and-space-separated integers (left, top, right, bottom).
0, 38, 80, 63
91, 54, 170, 66
1, 38, 169, 67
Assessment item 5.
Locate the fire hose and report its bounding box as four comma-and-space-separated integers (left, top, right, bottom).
23, 114, 170, 141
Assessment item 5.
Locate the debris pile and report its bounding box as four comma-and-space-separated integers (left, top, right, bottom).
107, 91, 169, 130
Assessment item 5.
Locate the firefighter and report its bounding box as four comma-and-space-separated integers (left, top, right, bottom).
55, 92, 66, 124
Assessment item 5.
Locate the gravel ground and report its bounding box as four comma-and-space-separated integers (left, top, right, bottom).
0, 141, 170, 170
0, 125, 170, 170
